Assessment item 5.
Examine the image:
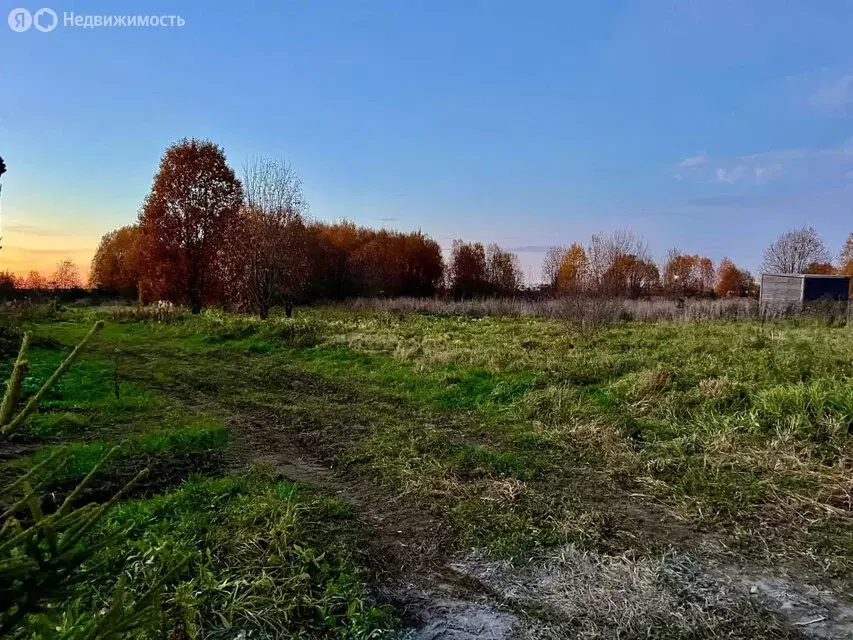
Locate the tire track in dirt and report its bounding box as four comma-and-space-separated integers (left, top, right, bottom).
228, 408, 530, 638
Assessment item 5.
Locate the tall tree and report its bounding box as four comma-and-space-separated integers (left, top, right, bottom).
0, 272, 16, 294
761, 226, 830, 275
485, 244, 522, 294
228, 157, 310, 318
138, 139, 242, 313
448, 240, 488, 299
601, 254, 659, 298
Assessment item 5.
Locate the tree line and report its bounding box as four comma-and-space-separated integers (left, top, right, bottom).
4, 139, 852, 312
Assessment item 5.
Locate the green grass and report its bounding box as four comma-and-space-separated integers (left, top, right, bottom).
5, 304, 853, 635
15, 424, 229, 483
38, 306, 849, 564
1, 312, 396, 638
292, 309, 853, 563
57, 470, 394, 639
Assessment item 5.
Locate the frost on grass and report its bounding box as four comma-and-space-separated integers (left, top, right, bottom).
401, 600, 519, 640
450, 546, 792, 639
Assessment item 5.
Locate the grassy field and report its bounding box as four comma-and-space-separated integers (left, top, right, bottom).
3, 303, 853, 638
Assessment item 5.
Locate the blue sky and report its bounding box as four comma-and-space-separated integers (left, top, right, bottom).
1, 0, 852, 281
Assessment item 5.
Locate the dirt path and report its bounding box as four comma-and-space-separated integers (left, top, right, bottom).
226, 409, 528, 635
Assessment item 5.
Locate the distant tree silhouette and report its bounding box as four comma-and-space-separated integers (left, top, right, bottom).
138, 139, 242, 312
25, 270, 46, 290
51, 259, 81, 290
485, 244, 522, 294
448, 240, 488, 298
0, 271, 16, 295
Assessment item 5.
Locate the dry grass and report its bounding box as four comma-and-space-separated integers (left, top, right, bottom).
453, 546, 793, 639
631, 369, 671, 398
699, 377, 730, 399
343, 296, 760, 324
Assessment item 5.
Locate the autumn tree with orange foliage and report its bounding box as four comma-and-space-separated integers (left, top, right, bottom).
302, 221, 355, 299
586, 230, 654, 295
805, 262, 837, 275
555, 243, 588, 294
714, 258, 756, 298
447, 240, 521, 298
662, 250, 714, 296
601, 254, 659, 298
89, 225, 143, 296
354, 229, 443, 297
138, 139, 243, 313
305, 221, 443, 300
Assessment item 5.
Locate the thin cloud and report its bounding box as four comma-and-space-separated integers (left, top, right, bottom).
715, 166, 745, 184
787, 69, 853, 115
2, 223, 68, 237
679, 154, 708, 168
810, 72, 853, 112
1, 245, 91, 256
675, 140, 853, 188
